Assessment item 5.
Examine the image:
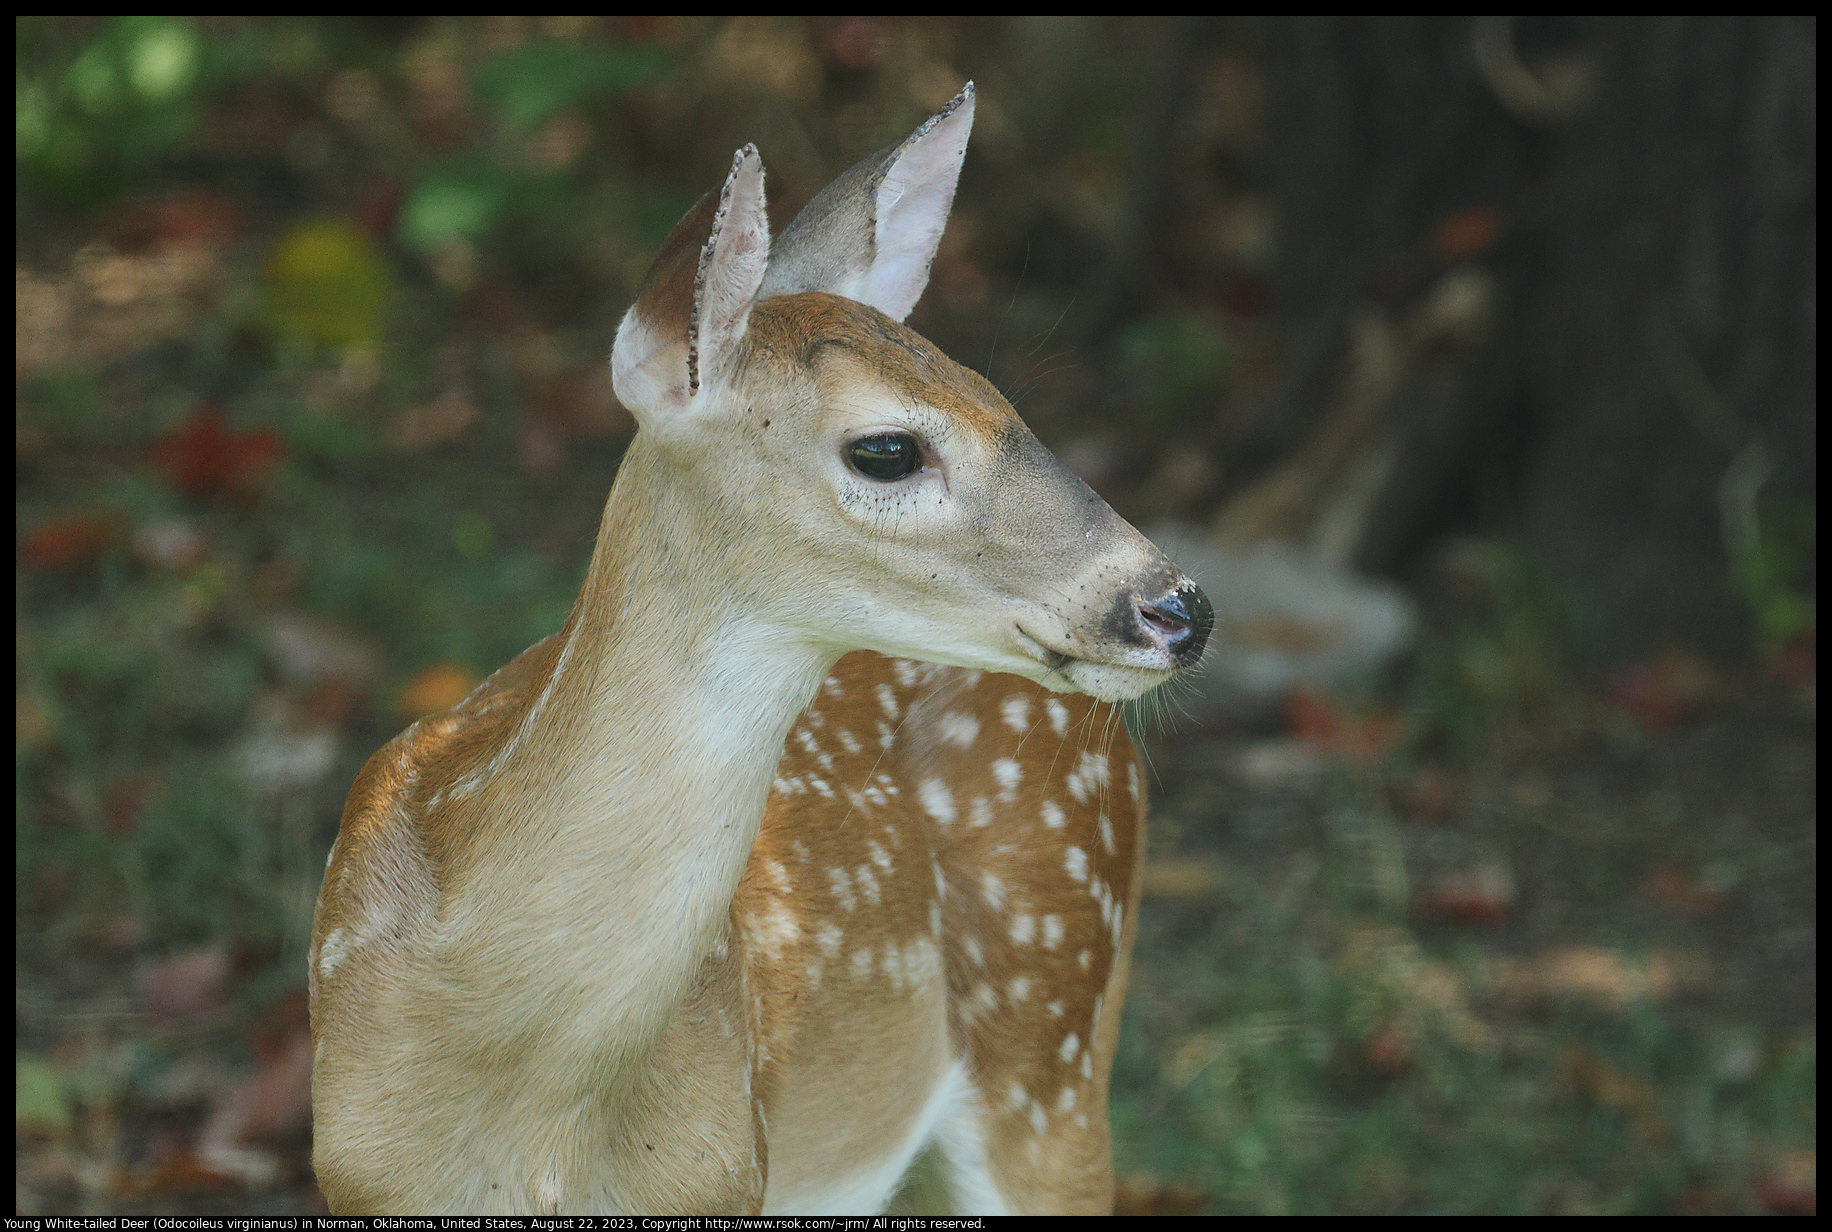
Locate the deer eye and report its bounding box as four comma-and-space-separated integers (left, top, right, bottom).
846, 433, 922, 481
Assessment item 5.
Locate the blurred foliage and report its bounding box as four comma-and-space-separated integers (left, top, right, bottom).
1405, 542, 1579, 757
17, 17, 214, 204
1113, 310, 1239, 425
469, 39, 666, 130
1729, 500, 1815, 652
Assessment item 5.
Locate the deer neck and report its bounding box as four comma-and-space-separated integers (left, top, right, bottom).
441, 433, 835, 1074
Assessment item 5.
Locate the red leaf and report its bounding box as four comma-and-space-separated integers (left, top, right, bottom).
1366, 1028, 1415, 1075
149, 405, 285, 503
20, 515, 119, 570
1287, 689, 1405, 762
1432, 207, 1503, 264
1609, 647, 1723, 732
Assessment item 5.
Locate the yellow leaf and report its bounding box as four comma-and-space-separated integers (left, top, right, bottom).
265, 218, 393, 348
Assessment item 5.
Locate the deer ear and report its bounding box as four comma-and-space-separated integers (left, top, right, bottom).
613, 145, 770, 418
759, 83, 974, 323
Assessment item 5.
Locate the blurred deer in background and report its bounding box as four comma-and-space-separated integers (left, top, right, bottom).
308, 83, 1211, 1215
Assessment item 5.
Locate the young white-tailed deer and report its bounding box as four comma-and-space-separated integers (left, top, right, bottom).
308, 84, 1210, 1215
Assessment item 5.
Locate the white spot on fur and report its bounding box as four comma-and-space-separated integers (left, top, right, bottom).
749, 901, 800, 959
1041, 914, 1065, 949
837, 728, 861, 754
876, 683, 901, 719
823, 675, 844, 697
765, 860, 792, 894
1007, 1081, 1028, 1110
920, 779, 956, 825
850, 947, 874, 981
1065, 846, 1089, 882
937, 711, 981, 749
1081, 1051, 1094, 1079
964, 936, 984, 967
979, 873, 1007, 910
867, 841, 893, 872
1041, 799, 1066, 829
1059, 1032, 1081, 1063
992, 758, 1022, 801
1077, 949, 1092, 970
969, 796, 994, 827
1066, 750, 1110, 804
827, 867, 857, 912
1028, 1100, 1047, 1134
815, 922, 844, 957
1046, 999, 1065, 1018
1099, 813, 1115, 854
1008, 976, 1033, 1001
856, 864, 882, 905
1045, 699, 1070, 734
1009, 914, 1036, 945
1057, 1086, 1078, 1112
1000, 694, 1032, 731
876, 720, 897, 750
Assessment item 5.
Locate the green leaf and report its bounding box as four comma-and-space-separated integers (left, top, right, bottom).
397, 168, 513, 252
16, 1055, 71, 1134
472, 40, 667, 130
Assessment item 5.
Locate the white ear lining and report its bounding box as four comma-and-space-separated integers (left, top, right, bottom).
690, 145, 771, 393
864, 89, 974, 321
756, 82, 976, 322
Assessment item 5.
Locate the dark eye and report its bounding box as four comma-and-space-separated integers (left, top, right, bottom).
846, 433, 922, 482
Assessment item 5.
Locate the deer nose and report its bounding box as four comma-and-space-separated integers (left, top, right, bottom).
1138, 583, 1213, 666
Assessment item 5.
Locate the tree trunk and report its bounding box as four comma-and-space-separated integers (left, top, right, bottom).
1255, 16, 1815, 668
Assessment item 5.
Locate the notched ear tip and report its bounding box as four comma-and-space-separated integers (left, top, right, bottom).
718, 144, 766, 211
909, 83, 975, 148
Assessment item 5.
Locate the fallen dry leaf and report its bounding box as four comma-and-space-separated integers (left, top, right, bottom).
1114, 1173, 1211, 1216
1141, 858, 1229, 899
1412, 860, 1516, 927
396, 662, 482, 718
1608, 646, 1725, 732
194, 1025, 314, 1191
135, 944, 233, 1024
1487, 946, 1711, 1011
1287, 689, 1406, 762
1639, 865, 1729, 917
261, 612, 382, 692
1759, 1148, 1816, 1215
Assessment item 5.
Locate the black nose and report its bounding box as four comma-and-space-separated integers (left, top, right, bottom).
1138, 583, 1212, 666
